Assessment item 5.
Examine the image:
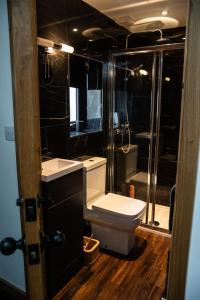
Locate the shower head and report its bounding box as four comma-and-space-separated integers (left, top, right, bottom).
154, 29, 169, 42
125, 28, 169, 49
157, 36, 169, 42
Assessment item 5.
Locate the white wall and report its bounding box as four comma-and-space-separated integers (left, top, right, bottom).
0, 0, 26, 291
185, 150, 200, 300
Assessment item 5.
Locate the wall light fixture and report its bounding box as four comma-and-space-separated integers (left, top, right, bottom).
37, 37, 74, 54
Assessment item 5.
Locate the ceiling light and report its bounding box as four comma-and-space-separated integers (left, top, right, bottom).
161, 10, 168, 16
72, 28, 78, 32
182, 37, 186, 40
165, 77, 171, 82
139, 69, 148, 76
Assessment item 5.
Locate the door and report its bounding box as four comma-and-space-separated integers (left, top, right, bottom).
0, 1, 46, 299
110, 46, 184, 232
150, 49, 184, 230
2, 3, 78, 299
112, 51, 156, 226
111, 50, 157, 227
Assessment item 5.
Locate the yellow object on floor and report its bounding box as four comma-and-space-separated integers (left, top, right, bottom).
83, 236, 100, 266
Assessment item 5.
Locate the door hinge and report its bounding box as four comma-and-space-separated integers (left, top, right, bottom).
25, 198, 37, 222
16, 197, 38, 222
16, 197, 24, 207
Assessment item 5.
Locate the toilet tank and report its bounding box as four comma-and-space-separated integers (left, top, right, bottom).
82, 157, 107, 205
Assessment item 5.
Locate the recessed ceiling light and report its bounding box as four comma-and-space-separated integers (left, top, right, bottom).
165, 77, 171, 82
161, 10, 168, 16
72, 28, 78, 32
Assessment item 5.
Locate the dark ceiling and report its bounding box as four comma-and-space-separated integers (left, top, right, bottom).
37, 0, 128, 49
36, 0, 185, 54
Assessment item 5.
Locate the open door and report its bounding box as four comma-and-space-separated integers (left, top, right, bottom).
0, 1, 45, 299
167, 0, 200, 299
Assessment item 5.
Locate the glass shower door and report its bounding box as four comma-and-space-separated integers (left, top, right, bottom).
111, 47, 184, 232
112, 52, 157, 225
151, 49, 184, 230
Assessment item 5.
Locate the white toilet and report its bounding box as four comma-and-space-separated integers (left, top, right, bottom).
82, 157, 146, 255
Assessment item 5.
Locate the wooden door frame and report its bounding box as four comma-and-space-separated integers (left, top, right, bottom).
167, 0, 200, 299
8, 1, 46, 299
7, 0, 200, 299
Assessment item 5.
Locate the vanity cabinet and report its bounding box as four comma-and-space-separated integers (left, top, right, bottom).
42, 169, 83, 299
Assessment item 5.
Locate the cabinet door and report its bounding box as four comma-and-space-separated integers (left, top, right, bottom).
42, 169, 83, 207
44, 191, 83, 298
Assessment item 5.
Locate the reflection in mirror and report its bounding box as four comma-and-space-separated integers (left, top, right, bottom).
69, 54, 103, 136
69, 86, 79, 129
86, 59, 102, 132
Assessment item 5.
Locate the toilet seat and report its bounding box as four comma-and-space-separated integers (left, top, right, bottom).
92, 193, 146, 220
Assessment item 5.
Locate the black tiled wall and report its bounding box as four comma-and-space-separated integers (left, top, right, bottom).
38, 47, 69, 158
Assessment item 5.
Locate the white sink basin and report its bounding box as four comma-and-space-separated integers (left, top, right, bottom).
41, 158, 83, 182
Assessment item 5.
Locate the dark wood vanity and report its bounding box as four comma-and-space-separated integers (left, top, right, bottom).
41, 169, 83, 299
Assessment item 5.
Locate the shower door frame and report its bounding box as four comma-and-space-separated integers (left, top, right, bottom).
107, 42, 184, 231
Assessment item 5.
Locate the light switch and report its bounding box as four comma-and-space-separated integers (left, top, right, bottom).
4, 126, 15, 141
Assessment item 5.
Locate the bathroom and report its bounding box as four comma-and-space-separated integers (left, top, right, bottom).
37, 0, 185, 298
38, 0, 184, 228
1, 0, 200, 300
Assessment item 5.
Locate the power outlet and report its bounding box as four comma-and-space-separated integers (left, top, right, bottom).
4, 126, 15, 141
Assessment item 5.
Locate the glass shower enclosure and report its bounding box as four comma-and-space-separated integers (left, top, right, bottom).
108, 44, 184, 231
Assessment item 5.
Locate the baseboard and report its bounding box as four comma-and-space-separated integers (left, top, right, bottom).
0, 278, 26, 300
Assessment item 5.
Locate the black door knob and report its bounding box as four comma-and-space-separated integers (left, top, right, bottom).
0, 237, 25, 255
40, 230, 65, 250
48, 230, 65, 247
45, 230, 65, 247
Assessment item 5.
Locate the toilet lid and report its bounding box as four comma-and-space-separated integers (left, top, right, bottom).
92, 193, 146, 219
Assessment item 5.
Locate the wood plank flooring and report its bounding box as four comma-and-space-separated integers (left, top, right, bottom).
54, 228, 171, 300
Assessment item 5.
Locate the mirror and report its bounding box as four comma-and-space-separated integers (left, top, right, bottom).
69, 54, 103, 137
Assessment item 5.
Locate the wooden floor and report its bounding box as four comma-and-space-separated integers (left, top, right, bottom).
54, 228, 171, 300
